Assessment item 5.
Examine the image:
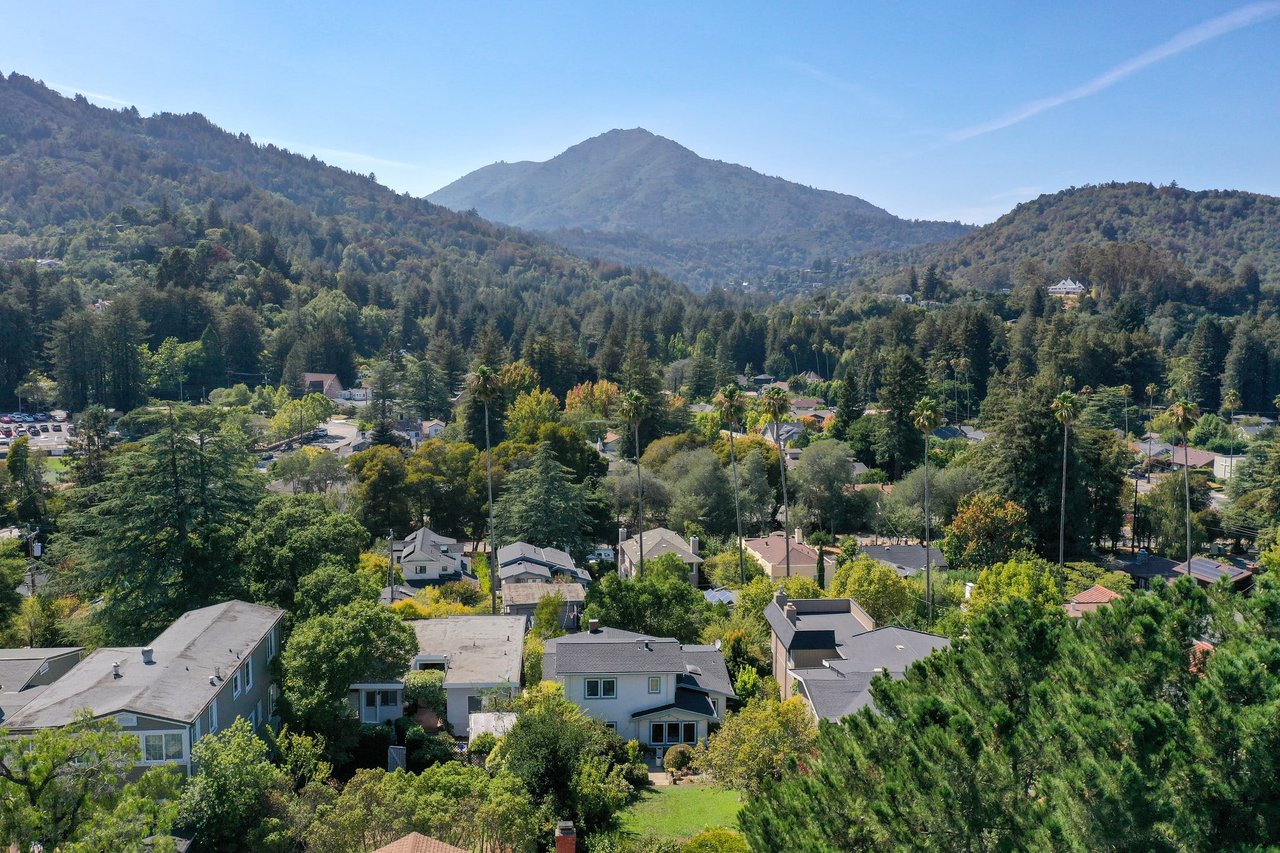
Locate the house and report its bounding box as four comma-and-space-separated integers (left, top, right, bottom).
0, 647, 84, 724
1048, 278, 1086, 297
743, 533, 821, 581
860, 544, 948, 578
394, 527, 474, 587
352, 615, 526, 736
373, 834, 468, 853
617, 527, 703, 582
380, 584, 418, 605
597, 431, 623, 456
496, 542, 592, 587
751, 373, 776, 387
1167, 446, 1218, 471
798, 370, 824, 384
1064, 584, 1123, 618
301, 372, 345, 400
765, 591, 948, 721
894, 293, 914, 304
6, 601, 284, 774
421, 419, 447, 439
1172, 556, 1253, 591
542, 622, 735, 751
761, 421, 805, 446
502, 581, 586, 631
1118, 551, 1181, 589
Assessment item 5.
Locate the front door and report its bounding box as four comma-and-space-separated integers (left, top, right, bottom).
362, 689, 401, 723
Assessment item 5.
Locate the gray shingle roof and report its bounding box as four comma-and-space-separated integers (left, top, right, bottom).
860, 545, 947, 577
765, 593, 874, 652
545, 628, 686, 676
496, 542, 590, 583
792, 627, 950, 721
501, 582, 586, 607
630, 687, 717, 719
618, 528, 703, 567
6, 601, 282, 729
678, 646, 735, 697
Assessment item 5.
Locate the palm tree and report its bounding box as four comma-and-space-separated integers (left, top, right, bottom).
468, 365, 502, 614
1168, 399, 1200, 564
1051, 391, 1080, 568
1145, 383, 1159, 414
1222, 388, 1242, 479
912, 397, 944, 626
714, 385, 748, 584
619, 390, 648, 578
761, 386, 793, 577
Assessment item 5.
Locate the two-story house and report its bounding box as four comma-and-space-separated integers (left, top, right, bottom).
0, 647, 84, 724
766, 590, 948, 722
616, 528, 703, 584
542, 622, 734, 754
394, 527, 475, 587
496, 542, 592, 587
6, 600, 284, 775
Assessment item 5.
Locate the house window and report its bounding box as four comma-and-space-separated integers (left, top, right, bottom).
365, 691, 378, 708
193, 718, 201, 742
141, 732, 184, 763
210, 701, 218, 733
648, 676, 661, 694
710, 698, 719, 716
232, 669, 242, 698
605, 722, 617, 732
268, 628, 277, 660
650, 723, 664, 743
246, 709, 257, 731
585, 678, 616, 699
666, 722, 681, 743
683, 722, 696, 743
380, 690, 399, 707
244, 658, 253, 691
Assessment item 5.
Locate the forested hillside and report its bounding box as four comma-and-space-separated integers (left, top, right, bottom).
0, 73, 723, 409
429, 128, 972, 289
848, 182, 1280, 292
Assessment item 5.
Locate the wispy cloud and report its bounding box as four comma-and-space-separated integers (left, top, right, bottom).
775, 57, 889, 108
48, 82, 135, 108
949, 2, 1280, 141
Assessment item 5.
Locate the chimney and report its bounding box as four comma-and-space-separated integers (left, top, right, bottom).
214, 665, 223, 680
112, 661, 121, 679
784, 602, 797, 625
689, 535, 699, 556
637, 638, 650, 651
794, 527, 803, 546
554, 820, 576, 853
618, 527, 627, 549
141, 647, 154, 664
773, 589, 788, 608
588, 618, 600, 633
964, 582, 974, 600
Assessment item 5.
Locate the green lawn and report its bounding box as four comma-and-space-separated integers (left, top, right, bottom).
619, 783, 743, 839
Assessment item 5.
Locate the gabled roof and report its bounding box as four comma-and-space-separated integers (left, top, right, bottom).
744, 534, 820, 573
545, 627, 686, 676
793, 627, 951, 721
618, 527, 703, 567
1064, 584, 1122, 618
678, 645, 736, 696
7, 601, 282, 729
373, 833, 467, 853
0, 647, 83, 721
630, 687, 717, 719
765, 592, 875, 653
496, 542, 586, 579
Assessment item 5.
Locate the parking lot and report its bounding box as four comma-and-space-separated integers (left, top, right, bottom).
0, 412, 71, 455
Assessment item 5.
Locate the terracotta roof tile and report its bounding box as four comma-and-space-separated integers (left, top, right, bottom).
373, 832, 468, 853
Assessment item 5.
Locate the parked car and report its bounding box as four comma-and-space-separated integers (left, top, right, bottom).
52, 423, 62, 432
39, 424, 50, 433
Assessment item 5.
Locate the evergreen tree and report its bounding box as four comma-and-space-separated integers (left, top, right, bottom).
1186, 316, 1228, 410
874, 347, 927, 479
492, 441, 603, 560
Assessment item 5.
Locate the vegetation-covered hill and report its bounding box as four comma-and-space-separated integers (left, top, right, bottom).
0, 73, 721, 408
428, 128, 973, 289
850, 182, 1280, 292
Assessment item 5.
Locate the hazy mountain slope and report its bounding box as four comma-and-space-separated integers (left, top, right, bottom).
847, 182, 1280, 290
429, 128, 973, 289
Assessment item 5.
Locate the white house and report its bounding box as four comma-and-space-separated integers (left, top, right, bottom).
394, 527, 474, 587
351, 615, 526, 737
542, 622, 735, 754
6, 601, 284, 775
1048, 278, 1087, 297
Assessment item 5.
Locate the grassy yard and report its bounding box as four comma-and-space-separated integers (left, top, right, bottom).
619, 783, 743, 839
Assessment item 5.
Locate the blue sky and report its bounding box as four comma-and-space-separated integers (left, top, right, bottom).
3, 1, 1278, 223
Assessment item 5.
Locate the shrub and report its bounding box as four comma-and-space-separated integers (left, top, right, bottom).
469, 731, 498, 761
663, 743, 694, 773
681, 829, 750, 853
404, 669, 447, 717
